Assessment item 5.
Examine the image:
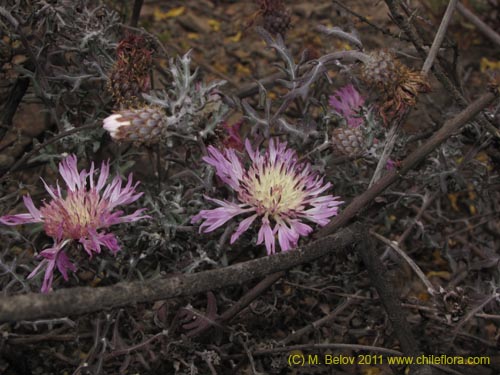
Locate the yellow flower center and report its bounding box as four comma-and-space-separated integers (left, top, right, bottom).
243, 165, 306, 216
41, 191, 102, 239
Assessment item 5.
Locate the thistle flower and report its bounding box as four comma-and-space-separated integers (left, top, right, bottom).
103, 106, 166, 145
329, 85, 366, 128
191, 139, 343, 254
0, 155, 148, 292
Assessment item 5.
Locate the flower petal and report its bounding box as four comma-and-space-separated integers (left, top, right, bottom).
230, 214, 258, 244
203, 146, 243, 190
257, 217, 275, 255
28, 241, 71, 293
0, 213, 38, 225
56, 250, 77, 280
59, 154, 84, 192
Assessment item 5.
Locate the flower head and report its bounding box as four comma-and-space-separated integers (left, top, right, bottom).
0, 155, 149, 292
329, 85, 366, 128
191, 139, 343, 254
360, 50, 429, 122
103, 106, 166, 145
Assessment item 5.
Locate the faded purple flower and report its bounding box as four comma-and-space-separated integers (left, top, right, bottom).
386, 158, 397, 170
191, 139, 343, 255
221, 120, 244, 151
0, 155, 149, 293
329, 84, 365, 128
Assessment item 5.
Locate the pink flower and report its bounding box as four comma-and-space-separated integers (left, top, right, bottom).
191, 139, 343, 255
329, 85, 366, 128
0, 155, 149, 293
385, 158, 397, 170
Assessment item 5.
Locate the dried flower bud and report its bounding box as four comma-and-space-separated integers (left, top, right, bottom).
259, 0, 292, 36
107, 34, 154, 106
331, 127, 365, 157
361, 50, 400, 91
360, 50, 430, 122
103, 106, 166, 146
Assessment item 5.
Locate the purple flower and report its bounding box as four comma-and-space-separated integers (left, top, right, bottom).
191, 139, 343, 255
0, 155, 149, 293
329, 84, 365, 128
385, 158, 397, 170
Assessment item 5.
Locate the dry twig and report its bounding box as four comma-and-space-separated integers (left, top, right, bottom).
456, 2, 500, 48
421, 0, 459, 75
0, 228, 358, 322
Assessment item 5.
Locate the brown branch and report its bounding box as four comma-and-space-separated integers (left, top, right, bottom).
355, 238, 433, 375
218, 271, 285, 323
370, 230, 437, 295
456, 2, 500, 48
422, 0, 459, 75
280, 294, 358, 345
0, 227, 359, 322
316, 91, 497, 238
330, 0, 409, 41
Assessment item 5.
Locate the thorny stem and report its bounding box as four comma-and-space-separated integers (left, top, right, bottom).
235, 51, 368, 100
